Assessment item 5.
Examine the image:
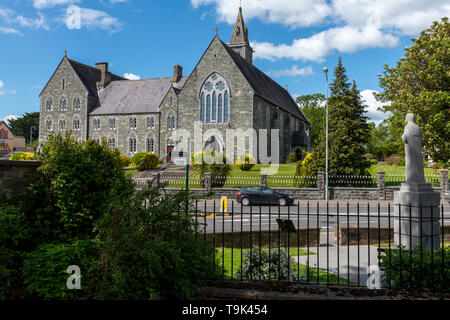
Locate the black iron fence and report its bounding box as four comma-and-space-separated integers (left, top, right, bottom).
188, 200, 449, 291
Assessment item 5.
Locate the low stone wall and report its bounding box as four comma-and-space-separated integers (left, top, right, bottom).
205, 228, 320, 248
336, 223, 450, 246
0, 160, 41, 204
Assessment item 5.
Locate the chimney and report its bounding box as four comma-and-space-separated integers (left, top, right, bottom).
173, 65, 183, 83
96, 62, 111, 89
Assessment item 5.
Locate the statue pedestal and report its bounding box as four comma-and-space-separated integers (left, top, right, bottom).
394, 183, 441, 250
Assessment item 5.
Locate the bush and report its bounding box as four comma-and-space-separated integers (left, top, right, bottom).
371, 159, 378, 165
130, 152, 158, 171
130, 152, 158, 170
293, 152, 315, 187
20, 134, 135, 243
379, 245, 450, 291
95, 184, 218, 299
398, 159, 406, 166
235, 247, 300, 281
9, 152, 35, 160
119, 154, 130, 167
235, 155, 256, 171
191, 150, 231, 187
385, 154, 404, 166
22, 240, 99, 300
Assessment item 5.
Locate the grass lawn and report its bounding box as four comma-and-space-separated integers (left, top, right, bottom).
368, 164, 438, 176
215, 247, 349, 284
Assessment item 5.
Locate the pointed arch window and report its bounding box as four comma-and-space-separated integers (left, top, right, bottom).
146, 137, 154, 153
147, 116, 155, 129
200, 93, 205, 122
129, 137, 137, 154
199, 73, 230, 124
60, 97, 67, 111
46, 98, 53, 112
73, 97, 81, 111
108, 138, 116, 149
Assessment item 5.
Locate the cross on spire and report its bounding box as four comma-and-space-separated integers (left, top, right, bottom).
214, 27, 219, 35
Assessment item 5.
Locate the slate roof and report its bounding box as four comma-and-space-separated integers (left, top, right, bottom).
220, 40, 310, 125
68, 59, 126, 97
89, 76, 188, 115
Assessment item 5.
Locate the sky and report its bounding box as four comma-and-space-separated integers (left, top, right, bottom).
0, 0, 448, 125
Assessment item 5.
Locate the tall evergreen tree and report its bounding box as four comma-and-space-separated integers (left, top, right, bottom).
305, 57, 371, 176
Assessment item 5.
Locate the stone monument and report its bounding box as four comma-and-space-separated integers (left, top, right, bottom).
394, 114, 440, 250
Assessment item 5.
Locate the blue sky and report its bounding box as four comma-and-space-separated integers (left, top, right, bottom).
0, 0, 448, 124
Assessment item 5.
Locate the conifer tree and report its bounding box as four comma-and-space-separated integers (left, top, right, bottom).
305, 57, 371, 176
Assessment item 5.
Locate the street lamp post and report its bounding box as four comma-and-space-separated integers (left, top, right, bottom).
30, 126, 36, 152
323, 67, 329, 201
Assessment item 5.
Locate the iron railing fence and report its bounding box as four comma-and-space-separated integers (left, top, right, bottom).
267, 176, 317, 188
385, 173, 440, 187
186, 200, 449, 291
328, 175, 377, 188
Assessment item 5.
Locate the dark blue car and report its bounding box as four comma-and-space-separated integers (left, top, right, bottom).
237, 186, 294, 206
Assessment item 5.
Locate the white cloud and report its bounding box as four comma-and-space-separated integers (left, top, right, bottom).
64, 6, 123, 33
0, 26, 23, 35
360, 89, 391, 124
33, 0, 81, 9
124, 73, 141, 80
110, 0, 128, 3
192, 0, 450, 62
267, 65, 314, 78
2, 115, 18, 124
0, 81, 16, 96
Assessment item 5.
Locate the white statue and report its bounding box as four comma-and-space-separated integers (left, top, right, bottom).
402, 113, 425, 184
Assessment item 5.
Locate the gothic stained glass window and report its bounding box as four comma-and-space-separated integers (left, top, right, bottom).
206, 95, 211, 123
200, 93, 205, 122
73, 97, 81, 110
224, 91, 229, 123
60, 97, 67, 111
218, 93, 223, 123
212, 92, 217, 122
200, 73, 230, 124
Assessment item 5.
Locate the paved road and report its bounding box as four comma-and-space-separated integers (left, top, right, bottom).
192, 204, 450, 233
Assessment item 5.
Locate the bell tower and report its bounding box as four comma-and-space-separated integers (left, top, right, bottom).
228, 7, 253, 64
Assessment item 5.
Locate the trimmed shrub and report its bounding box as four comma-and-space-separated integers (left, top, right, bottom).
119, 154, 130, 167
235, 247, 301, 281
131, 152, 158, 171
371, 159, 378, 165
386, 154, 404, 166
293, 152, 315, 187
131, 152, 158, 170
379, 245, 450, 291
191, 150, 231, 187
9, 152, 35, 161
22, 240, 99, 300
235, 154, 256, 171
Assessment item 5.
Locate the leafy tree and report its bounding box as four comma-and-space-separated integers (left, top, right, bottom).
366, 119, 404, 160
296, 93, 325, 148
306, 58, 371, 176
19, 133, 135, 244
377, 17, 449, 162
7, 112, 39, 144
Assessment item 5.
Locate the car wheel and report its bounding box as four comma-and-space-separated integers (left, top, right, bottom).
242, 198, 250, 206
278, 198, 287, 206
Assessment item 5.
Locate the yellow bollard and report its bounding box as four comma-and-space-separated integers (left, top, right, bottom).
220, 196, 228, 215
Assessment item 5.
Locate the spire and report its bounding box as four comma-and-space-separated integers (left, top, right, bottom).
228, 7, 253, 64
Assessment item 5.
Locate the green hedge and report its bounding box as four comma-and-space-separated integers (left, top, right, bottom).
22, 240, 99, 300
380, 245, 450, 291
131, 152, 158, 171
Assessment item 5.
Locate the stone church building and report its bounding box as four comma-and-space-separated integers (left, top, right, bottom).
39, 7, 310, 164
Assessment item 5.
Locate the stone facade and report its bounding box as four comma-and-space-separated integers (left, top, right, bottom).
38, 8, 310, 163
39, 57, 89, 143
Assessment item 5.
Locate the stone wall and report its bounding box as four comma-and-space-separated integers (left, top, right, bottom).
0, 160, 40, 204
139, 169, 449, 201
